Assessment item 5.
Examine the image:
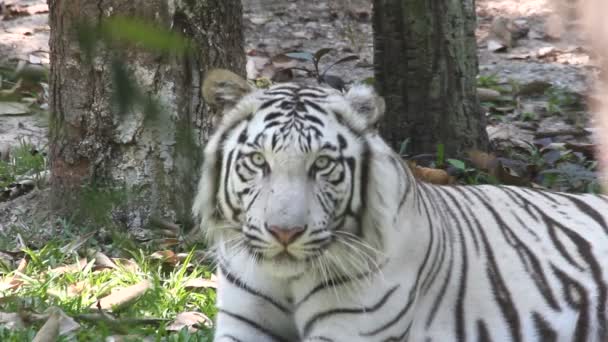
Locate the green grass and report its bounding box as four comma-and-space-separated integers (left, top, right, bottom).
0, 139, 46, 188
0, 231, 217, 341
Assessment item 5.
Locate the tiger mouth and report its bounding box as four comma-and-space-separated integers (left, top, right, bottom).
271, 251, 299, 263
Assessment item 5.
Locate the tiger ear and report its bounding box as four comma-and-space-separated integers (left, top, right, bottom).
202, 69, 252, 110
345, 84, 386, 129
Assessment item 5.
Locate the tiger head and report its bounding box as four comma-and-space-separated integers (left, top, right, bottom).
193, 69, 392, 278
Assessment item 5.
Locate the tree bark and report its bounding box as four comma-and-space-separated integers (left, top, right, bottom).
48, 0, 244, 231
373, 0, 488, 156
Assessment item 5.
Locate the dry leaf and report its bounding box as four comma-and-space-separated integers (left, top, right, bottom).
488, 17, 512, 52
155, 238, 180, 249
468, 150, 498, 170
0, 102, 30, 116
32, 307, 79, 342
0, 258, 27, 292
66, 280, 89, 297
93, 252, 118, 270
0, 312, 25, 330
477, 88, 501, 102
413, 166, 453, 185
111, 258, 140, 273
150, 250, 177, 265
184, 277, 217, 290
47, 258, 88, 275
60, 231, 96, 254
166, 312, 212, 333
92, 280, 151, 312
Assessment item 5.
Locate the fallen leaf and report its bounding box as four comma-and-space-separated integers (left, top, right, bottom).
32, 307, 79, 342
477, 88, 501, 102
517, 81, 553, 96
0, 101, 30, 115
92, 280, 151, 312
564, 142, 596, 159
60, 231, 96, 254
0, 312, 25, 330
537, 46, 558, 58
47, 258, 88, 275
0, 258, 28, 292
468, 150, 498, 170
184, 277, 217, 290
488, 17, 512, 52
155, 238, 179, 249
487, 39, 507, 52
150, 250, 177, 265
66, 280, 89, 297
93, 251, 118, 270
166, 312, 212, 333
410, 164, 453, 185
111, 258, 139, 273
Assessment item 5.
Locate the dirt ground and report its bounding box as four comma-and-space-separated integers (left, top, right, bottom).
0, 0, 603, 231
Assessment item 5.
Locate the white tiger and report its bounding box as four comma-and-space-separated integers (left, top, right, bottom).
193, 69, 608, 342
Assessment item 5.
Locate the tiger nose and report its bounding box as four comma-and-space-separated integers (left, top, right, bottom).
266, 225, 306, 245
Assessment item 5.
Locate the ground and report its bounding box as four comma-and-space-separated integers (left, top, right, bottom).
0, 0, 604, 230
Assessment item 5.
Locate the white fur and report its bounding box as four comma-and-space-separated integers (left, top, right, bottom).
193, 78, 608, 342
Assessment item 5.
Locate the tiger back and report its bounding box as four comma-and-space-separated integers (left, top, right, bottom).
193, 69, 608, 342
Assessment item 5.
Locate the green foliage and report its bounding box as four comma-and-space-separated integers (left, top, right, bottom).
0, 140, 46, 188
476, 74, 500, 89
0, 235, 216, 341
545, 86, 583, 114
285, 48, 358, 90
101, 16, 191, 55
435, 143, 445, 168
70, 184, 128, 227
520, 111, 537, 121
75, 16, 192, 123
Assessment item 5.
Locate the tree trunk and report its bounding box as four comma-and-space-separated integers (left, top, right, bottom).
372, 0, 488, 156
48, 0, 244, 232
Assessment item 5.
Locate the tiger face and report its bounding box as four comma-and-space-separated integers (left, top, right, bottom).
194, 70, 385, 278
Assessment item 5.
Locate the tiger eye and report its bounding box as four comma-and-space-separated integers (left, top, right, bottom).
250, 152, 266, 167
314, 156, 332, 169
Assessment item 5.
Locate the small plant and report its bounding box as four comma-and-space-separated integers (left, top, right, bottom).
520, 111, 538, 121
0, 139, 46, 188
477, 74, 499, 88
285, 48, 359, 90
0, 231, 217, 341
545, 86, 583, 114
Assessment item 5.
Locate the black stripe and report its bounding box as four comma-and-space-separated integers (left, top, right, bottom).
424, 187, 456, 328
214, 335, 242, 342
551, 265, 589, 341
259, 97, 283, 110
302, 99, 328, 115
476, 320, 492, 342
532, 312, 558, 342
432, 187, 470, 341
264, 112, 284, 122
295, 261, 386, 310
381, 321, 412, 342
306, 337, 333, 342
222, 150, 240, 222
470, 188, 522, 341
302, 285, 400, 337
469, 188, 561, 311
556, 193, 608, 234
549, 217, 607, 340
219, 264, 290, 314
359, 289, 416, 337
498, 186, 541, 223
218, 309, 289, 342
